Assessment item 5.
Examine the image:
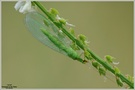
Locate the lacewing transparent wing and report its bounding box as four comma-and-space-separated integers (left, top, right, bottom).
25, 11, 71, 55
25, 11, 86, 63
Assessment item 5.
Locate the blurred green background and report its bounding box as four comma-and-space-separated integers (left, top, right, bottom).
2, 1, 133, 88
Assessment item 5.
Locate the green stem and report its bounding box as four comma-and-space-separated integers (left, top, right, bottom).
88, 49, 134, 88
33, 1, 134, 88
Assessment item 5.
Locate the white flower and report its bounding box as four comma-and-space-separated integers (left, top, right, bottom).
56, 15, 61, 20
113, 61, 120, 65
59, 30, 63, 33
66, 22, 75, 27
84, 40, 90, 44
14, 0, 35, 14
56, 15, 75, 27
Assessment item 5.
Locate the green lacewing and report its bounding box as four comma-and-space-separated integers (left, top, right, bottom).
25, 11, 84, 63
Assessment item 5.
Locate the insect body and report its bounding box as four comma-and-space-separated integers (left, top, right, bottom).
25, 12, 85, 63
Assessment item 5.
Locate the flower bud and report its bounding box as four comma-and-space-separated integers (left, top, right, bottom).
98, 67, 106, 76
50, 8, 59, 16
92, 61, 99, 69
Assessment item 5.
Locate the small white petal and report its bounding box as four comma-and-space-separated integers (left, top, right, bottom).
66, 22, 75, 27
113, 62, 120, 65
14, 0, 25, 11
15, 0, 35, 14
59, 30, 63, 33
84, 40, 90, 44
56, 15, 61, 20
104, 76, 107, 82
19, 1, 31, 13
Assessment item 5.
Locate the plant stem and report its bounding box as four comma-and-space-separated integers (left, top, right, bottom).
88, 49, 134, 88
33, 1, 134, 88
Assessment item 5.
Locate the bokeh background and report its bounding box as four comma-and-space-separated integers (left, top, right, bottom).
2, 1, 133, 88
